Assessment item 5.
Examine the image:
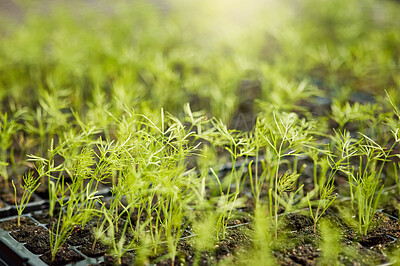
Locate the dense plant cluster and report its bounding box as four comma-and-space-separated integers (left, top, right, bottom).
1, 0, 400, 264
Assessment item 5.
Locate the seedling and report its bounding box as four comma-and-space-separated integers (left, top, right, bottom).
209, 118, 253, 239
307, 168, 337, 234
12, 171, 40, 227
49, 180, 101, 261
347, 134, 393, 235
0, 112, 22, 190
262, 111, 313, 238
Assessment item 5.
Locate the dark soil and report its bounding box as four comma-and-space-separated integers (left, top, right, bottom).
23, 226, 51, 254
0, 216, 37, 231
272, 209, 400, 265
279, 244, 319, 265
78, 241, 109, 258
1, 183, 400, 265
101, 253, 134, 266
67, 224, 94, 246
32, 209, 62, 225
40, 246, 84, 265
69, 224, 110, 257
5, 219, 85, 265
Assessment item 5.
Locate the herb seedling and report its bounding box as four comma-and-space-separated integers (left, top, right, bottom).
12, 171, 40, 227
209, 118, 253, 239
262, 111, 313, 238
49, 180, 101, 261
307, 167, 337, 234
0, 112, 21, 190
348, 134, 391, 235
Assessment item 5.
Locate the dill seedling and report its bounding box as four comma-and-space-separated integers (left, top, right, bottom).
27, 139, 65, 217
0, 112, 22, 191
307, 170, 337, 234
307, 135, 356, 233
240, 204, 275, 265
49, 180, 101, 262
12, 171, 40, 227
209, 118, 253, 240
262, 111, 313, 238
348, 134, 392, 235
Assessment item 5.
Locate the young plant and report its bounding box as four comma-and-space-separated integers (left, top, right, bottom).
239, 204, 275, 265
49, 179, 101, 262
25, 90, 72, 156
209, 118, 253, 239
330, 100, 377, 131
99, 203, 133, 265
12, 171, 41, 227
92, 167, 129, 252
262, 111, 313, 238
355, 170, 383, 236
307, 159, 337, 234
304, 144, 331, 198
27, 139, 65, 217
268, 171, 302, 238
307, 134, 356, 233
192, 212, 217, 266
329, 129, 361, 209
0, 112, 22, 190
348, 134, 393, 235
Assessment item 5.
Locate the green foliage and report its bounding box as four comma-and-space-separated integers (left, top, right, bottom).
0, 111, 24, 189
261, 111, 313, 238
1, 0, 400, 263
319, 219, 341, 265
12, 171, 40, 227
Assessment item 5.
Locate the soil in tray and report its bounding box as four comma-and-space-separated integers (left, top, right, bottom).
31, 211, 114, 258
273, 210, 400, 265
40, 246, 84, 265
1, 210, 398, 265
101, 253, 135, 266
68, 224, 109, 257
32, 209, 64, 228
0, 216, 38, 231
4, 218, 85, 265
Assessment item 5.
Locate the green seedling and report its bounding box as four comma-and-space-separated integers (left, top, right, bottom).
262, 111, 313, 238
268, 172, 303, 238
249, 204, 274, 265
355, 170, 383, 236
49, 180, 101, 262
28, 139, 65, 217
98, 202, 135, 265
192, 212, 217, 265
209, 118, 253, 239
12, 171, 40, 227
307, 135, 355, 233
330, 100, 377, 131
0, 112, 22, 190
307, 173, 337, 234
347, 133, 395, 235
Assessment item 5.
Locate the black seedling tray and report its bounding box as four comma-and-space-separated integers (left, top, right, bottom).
0, 186, 113, 266
0, 214, 105, 266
